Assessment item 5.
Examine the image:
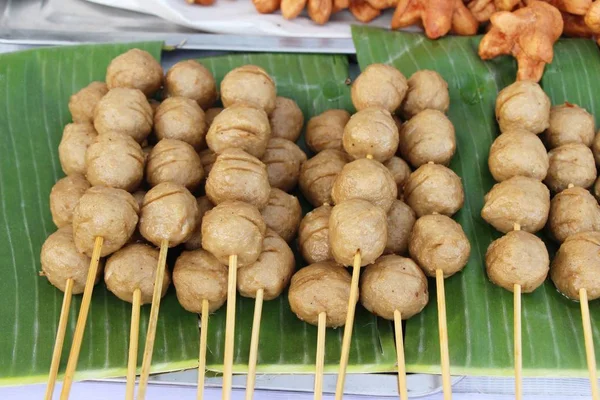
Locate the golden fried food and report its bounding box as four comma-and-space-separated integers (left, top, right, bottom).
106, 48, 163, 97
221, 65, 276, 114
305, 109, 350, 153
281, 0, 307, 19
308, 0, 333, 24
351, 64, 407, 113
299, 204, 333, 264
495, 80, 551, 134
401, 70, 450, 119
468, 0, 497, 22
253, 0, 282, 13
392, 0, 479, 38
68, 82, 108, 124
300, 149, 350, 207
269, 97, 304, 142
342, 107, 399, 162
479, 1, 564, 82
585, 0, 600, 31
531, 0, 591, 15
50, 175, 90, 228
165, 60, 217, 110
545, 103, 595, 148
545, 143, 596, 192
488, 129, 549, 181
349, 0, 382, 21
404, 163, 464, 217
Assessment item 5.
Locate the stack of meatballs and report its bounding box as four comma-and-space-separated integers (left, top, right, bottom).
483, 79, 600, 302
290, 63, 471, 333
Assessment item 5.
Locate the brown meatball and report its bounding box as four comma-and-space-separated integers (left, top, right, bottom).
50, 175, 90, 228
400, 70, 450, 119
202, 200, 266, 266
594, 177, 600, 203
68, 82, 108, 124
164, 60, 217, 109
549, 186, 600, 243
41, 226, 104, 294
300, 149, 350, 207
205, 107, 223, 128
261, 189, 302, 243
262, 138, 307, 192
481, 176, 550, 234
269, 97, 304, 142
409, 214, 470, 277
545, 103, 595, 149
593, 130, 600, 166
184, 196, 214, 251
139, 182, 198, 247
146, 139, 204, 192
221, 65, 276, 114
488, 130, 549, 182
59, 123, 98, 176
173, 249, 227, 313
104, 243, 171, 304
329, 199, 387, 266
404, 163, 464, 217
154, 97, 207, 150
398, 109, 456, 167
237, 229, 295, 300
206, 148, 270, 209
360, 255, 428, 320
94, 88, 153, 143
199, 148, 217, 176
85, 132, 145, 192
545, 143, 597, 192
351, 64, 407, 113
288, 261, 353, 327
385, 200, 416, 255
331, 158, 397, 212
342, 108, 399, 162
132, 190, 146, 209
206, 104, 271, 158
299, 204, 333, 264
486, 230, 548, 293
106, 48, 163, 97
73, 186, 139, 257
305, 109, 350, 153
495, 80, 550, 134
383, 156, 411, 197
551, 232, 600, 300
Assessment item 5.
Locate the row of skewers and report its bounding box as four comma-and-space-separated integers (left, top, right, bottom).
482, 79, 600, 399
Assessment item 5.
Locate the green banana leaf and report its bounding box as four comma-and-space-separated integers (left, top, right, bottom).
352, 25, 600, 377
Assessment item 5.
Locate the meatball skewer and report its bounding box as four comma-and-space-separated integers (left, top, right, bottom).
136, 182, 199, 399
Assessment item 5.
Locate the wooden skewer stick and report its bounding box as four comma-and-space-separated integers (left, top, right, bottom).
335, 250, 362, 400
513, 222, 522, 400
45, 278, 74, 400
137, 239, 169, 400
198, 299, 210, 400
394, 309, 408, 400
245, 288, 264, 400
435, 268, 452, 400
60, 236, 104, 400
125, 288, 142, 400
314, 312, 327, 400
580, 287, 599, 400
222, 254, 238, 400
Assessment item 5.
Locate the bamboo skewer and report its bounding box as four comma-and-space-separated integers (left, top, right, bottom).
394, 309, 408, 400
222, 254, 238, 400
435, 268, 452, 400
125, 288, 142, 400
198, 299, 210, 400
45, 278, 74, 400
314, 312, 327, 400
245, 288, 265, 400
137, 239, 169, 400
514, 283, 522, 400
60, 236, 104, 400
580, 288, 599, 400
335, 250, 362, 400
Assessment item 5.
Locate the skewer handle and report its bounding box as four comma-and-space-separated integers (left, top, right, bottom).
394, 309, 408, 400
334, 251, 362, 400
245, 288, 264, 400
137, 239, 169, 400
198, 299, 209, 400
60, 236, 104, 400
125, 288, 142, 400
222, 254, 238, 400
45, 278, 74, 400
580, 288, 599, 400
514, 284, 522, 400
436, 269, 452, 400
314, 312, 327, 400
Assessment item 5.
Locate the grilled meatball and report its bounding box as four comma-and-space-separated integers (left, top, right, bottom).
59, 123, 98, 176
351, 64, 407, 113
342, 107, 399, 162
305, 109, 350, 153
205, 107, 223, 127
545, 103, 595, 149
495, 80, 550, 134
404, 163, 464, 217
164, 60, 217, 109
184, 196, 214, 251
385, 200, 416, 255
488, 129, 549, 182
146, 139, 204, 192
549, 186, 600, 243
68, 82, 108, 124
106, 48, 163, 97
220, 65, 277, 114
400, 70, 450, 119
261, 189, 302, 243
199, 148, 217, 176
298, 204, 333, 264
94, 88, 153, 143
50, 175, 90, 228
545, 143, 596, 192
262, 138, 307, 192
269, 97, 304, 142
300, 149, 350, 207
383, 156, 411, 197
154, 97, 207, 150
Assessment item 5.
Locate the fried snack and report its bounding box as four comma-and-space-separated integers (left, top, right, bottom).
495, 80, 551, 134
563, 12, 595, 36
299, 204, 333, 264
496, 0, 522, 10
106, 48, 163, 97
479, 1, 563, 82
383, 156, 411, 197
69, 82, 108, 124
392, 0, 479, 39
165, 60, 217, 110
366, 0, 398, 9
281, 0, 308, 19
486, 230, 549, 293
187, 0, 215, 5
404, 163, 464, 217
488, 130, 549, 181
468, 0, 497, 22
545, 143, 596, 192
545, 103, 595, 148
269, 97, 304, 142
401, 70, 450, 119
481, 176, 550, 233
261, 138, 307, 192
528, 0, 591, 15
306, 109, 351, 153
351, 64, 407, 113
549, 186, 600, 243
308, 0, 333, 24
50, 175, 90, 228
59, 123, 97, 176
221, 65, 276, 114
261, 188, 302, 243
585, 0, 600, 31
385, 199, 416, 255
343, 107, 399, 162
253, 0, 282, 13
